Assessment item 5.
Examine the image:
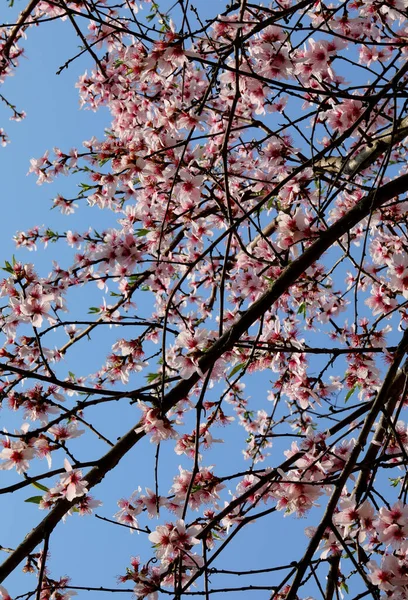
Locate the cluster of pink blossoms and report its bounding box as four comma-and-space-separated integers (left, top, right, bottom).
3, 0, 408, 598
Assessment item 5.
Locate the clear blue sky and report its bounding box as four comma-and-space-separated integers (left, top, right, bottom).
0, 4, 310, 597
0, 2, 395, 598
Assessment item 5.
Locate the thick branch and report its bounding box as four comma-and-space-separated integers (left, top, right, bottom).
317, 116, 408, 177
2, 0, 40, 59
285, 328, 408, 600
354, 360, 408, 502
2, 173, 408, 583
0, 362, 126, 397
0, 426, 145, 582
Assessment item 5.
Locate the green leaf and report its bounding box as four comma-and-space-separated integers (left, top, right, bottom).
340, 581, 349, 594
345, 385, 357, 403
25, 495, 43, 504
297, 302, 306, 317
128, 275, 141, 284
146, 372, 160, 383
389, 477, 401, 487
31, 481, 49, 492
2, 260, 14, 274
263, 276, 275, 286
88, 306, 100, 314
135, 229, 150, 237
79, 182, 94, 191
230, 362, 245, 377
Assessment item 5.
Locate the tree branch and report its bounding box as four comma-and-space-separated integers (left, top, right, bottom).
2, 172, 408, 584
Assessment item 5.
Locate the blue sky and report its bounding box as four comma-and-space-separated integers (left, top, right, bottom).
0, 4, 308, 597
0, 4, 151, 595
0, 2, 400, 598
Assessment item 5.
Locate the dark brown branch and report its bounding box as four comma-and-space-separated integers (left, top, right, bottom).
0, 462, 97, 495
0, 362, 129, 397
2, 0, 40, 59
35, 535, 49, 600
285, 328, 408, 600
2, 172, 408, 583
354, 360, 408, 502
324, 556, 340, 600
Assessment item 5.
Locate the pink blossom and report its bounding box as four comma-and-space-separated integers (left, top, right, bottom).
148, 519, 200, 561
367, 556, 400, 591
115, 489, 144, 530
375, 501, 408, 548
57, 459, 88, 502
0, 586, 11, 600
0, 429, 35, 474
141, 488, 166, 518
135, 402, 178, 443
366, 284, 397, 316
20, 284, 55, 328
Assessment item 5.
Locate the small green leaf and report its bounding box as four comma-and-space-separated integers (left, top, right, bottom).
2, 260, 14, 274
297, 302, 306, 317
146, 372, 160, 383
340, 581, 349, 594
79, 183, 94, 191
263, 276, 275, 286
345, 385, 357, 403
128, 275, 142, 284
135, 229, 150, 237
32, 481, 49, 492
25, 495, 43, 504
88, 306, 100, 314
389, 477, 401, 487
230, 362, 245, 377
